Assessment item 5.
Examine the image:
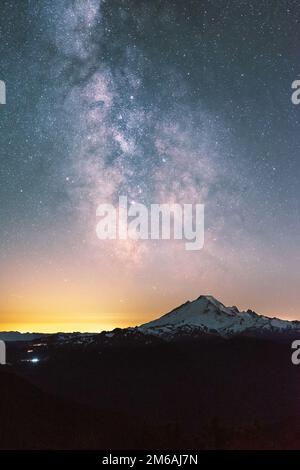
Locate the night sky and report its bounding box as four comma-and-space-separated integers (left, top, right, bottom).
0, 0, 300, 332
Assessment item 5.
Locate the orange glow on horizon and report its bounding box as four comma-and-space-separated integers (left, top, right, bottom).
1, 248, 299, 334
0, 319, 141, 334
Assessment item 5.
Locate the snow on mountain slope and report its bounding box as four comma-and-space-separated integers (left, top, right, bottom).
139, 295, 300, 338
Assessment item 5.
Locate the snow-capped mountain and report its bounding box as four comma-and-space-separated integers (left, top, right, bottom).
139, 295, 300, 339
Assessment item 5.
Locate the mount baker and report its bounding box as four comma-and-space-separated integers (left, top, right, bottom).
138, 294, 300, 339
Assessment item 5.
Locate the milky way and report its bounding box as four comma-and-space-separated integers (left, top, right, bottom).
0, 0, 300, 331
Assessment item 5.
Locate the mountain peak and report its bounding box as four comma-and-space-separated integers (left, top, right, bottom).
139, 294, 239, 333
139, 294, 298, 338
196, 295, 227, 309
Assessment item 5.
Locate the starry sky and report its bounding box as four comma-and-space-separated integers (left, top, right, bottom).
0, 0, 300, 332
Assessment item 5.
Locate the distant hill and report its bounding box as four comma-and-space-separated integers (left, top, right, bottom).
0, 332, 45, 342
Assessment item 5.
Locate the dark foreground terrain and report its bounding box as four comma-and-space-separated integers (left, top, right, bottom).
1, 335, 300, 449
